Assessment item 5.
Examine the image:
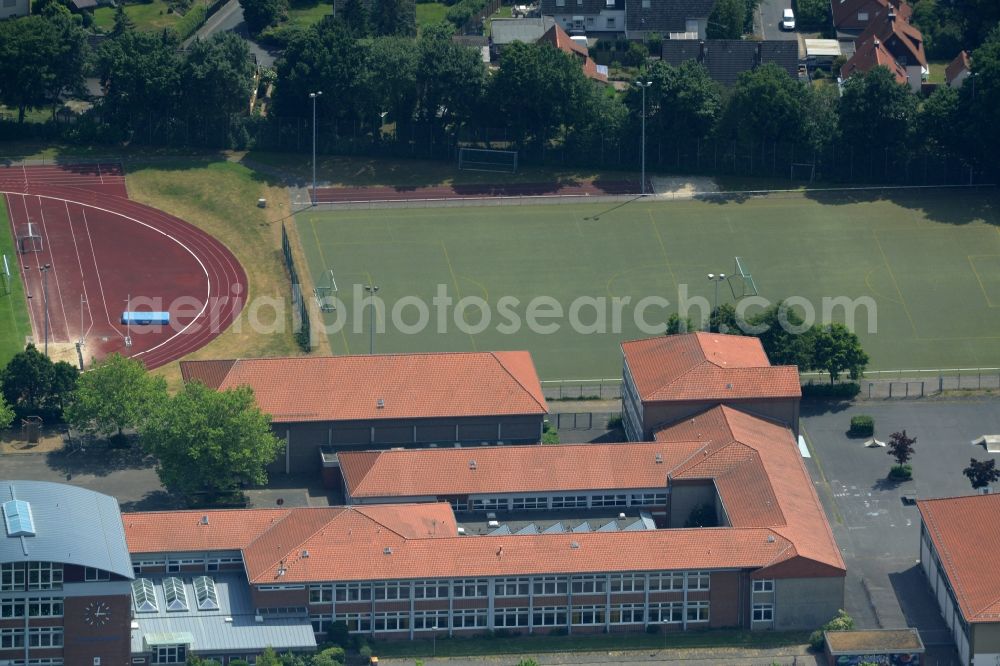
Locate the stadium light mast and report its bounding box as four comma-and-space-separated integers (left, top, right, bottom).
40, 264, 51, 356
707, 273, 726, 329
364, 282, 380, 354
309, 91, 322, 204
635, 79, 652, 195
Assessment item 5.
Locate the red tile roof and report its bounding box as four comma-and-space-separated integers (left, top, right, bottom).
655, 405, 845, 576
339, 441, 703, 499
856, 12, 926, 67
840, 37, 910, 85
621, 333, 801, 402
179, 351, 548, 423
945, 50, 970, 85
918, 494, 1000, 623
831, 0, 911, 30
538, 24, 607, 83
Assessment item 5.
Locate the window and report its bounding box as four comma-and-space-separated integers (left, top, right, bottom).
551, 496, 587, 509
606, 17, 616, 28
311, 614, 333, 635
752, 579, 774, 593
336, 613, 372, 633
255, 606, 307, 616
641, 0, 650, 6
27, 598, 63, 617
1, 599, 25, 618
470, 498, 508, 512
493, 607, 528, 627
648, 572, 684, 591
687, 601, 710, 623
858, 11, 868, 20
132, 579, 158, 612
689, 571, 710, 591
648, 602, 683, 624
630, 492, 667, 506
413, 580, 449, 599
610, 574, 645, 592
610, 603, 644, 624
310, 584, 333, 604
495, 577, 530, 597
533, 576, 568, 596
84, 567, 110, 582
335, 582, 372, 602
685, 18, 699, 32
605, 0, 614, 6
257, 584, 305, 591
413, 609, 448, 631
586, 16, 594, 24
2, 563, 25, 591
152, 645, 186, 664
453, 608, 488, 628
532, 606, 567, 626
1, 628, 24, 649
132, 559, 165, 574
194, 576, 219, 611
590, 494, 627, 507
453, 579, 488, 598
555, 0, 564, 5
374, 611, 409, 632
374, 581, 410, 600
571, 605, 605, 625
28, 628, 63, 648
752, 603, 774, 622
511, 497, 547, 511
570, 575, 606, 595
166, 561, 180, 573
27, 562, 62, 590
163, 577, 188, 612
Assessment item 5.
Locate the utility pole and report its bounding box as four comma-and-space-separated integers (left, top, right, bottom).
40, 264, 51, 356
635, 79, 652, 195
364, 283, 379, 354
310, 91, 323, 204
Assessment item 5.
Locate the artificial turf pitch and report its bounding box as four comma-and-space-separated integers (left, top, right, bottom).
296, 190, 1000, 381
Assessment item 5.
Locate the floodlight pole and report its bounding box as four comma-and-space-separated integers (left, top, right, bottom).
707, 273, 726, 329
636, 80, 652, 196
310, 91, 322, 204
40, 264, 51, 356
124, 294, 132, 349
364, 283, 380, 354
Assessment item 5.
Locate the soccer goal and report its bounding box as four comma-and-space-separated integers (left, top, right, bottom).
17, 224, 43, 254
728, 256, 759, 299
314, 269, 338, 313
790, 162, 816, 182
458, 148, 518, 174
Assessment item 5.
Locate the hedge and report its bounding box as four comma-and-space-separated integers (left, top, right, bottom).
849, 415, 874, 437
174, 2, 208, 41
801, 381, 861, 400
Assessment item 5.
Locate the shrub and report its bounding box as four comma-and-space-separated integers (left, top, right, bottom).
542, 422, 559, 444
607, 414, 623, 429
358, 645, 373, 660
173, 2, 207, 40
890, 464, 913, 480
801, 381, 861, 400
808, 609, 855, 649
849, 415, 874, 437
313, 647, 345, 665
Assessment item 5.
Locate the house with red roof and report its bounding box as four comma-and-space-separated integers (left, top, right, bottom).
538, 24, 608, 83
620, 332, 801, 441
831, 0, 911, 34
947, 50, 971, 89
179, 352, 548, 476
839, 5, 926, 91
918, 493, 1000, 665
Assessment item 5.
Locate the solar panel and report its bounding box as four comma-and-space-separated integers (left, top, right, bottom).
193, 576, 219, 611
2, 499, 35, 537
163, 577, 188, 612
132, 579, 158, 613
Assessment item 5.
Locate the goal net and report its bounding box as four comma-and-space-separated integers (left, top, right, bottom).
314, 269, 338, 312
458, 148, 518, 174
728, 256, 759, 299
17, 224, 43, 254
790, 162, 816, 183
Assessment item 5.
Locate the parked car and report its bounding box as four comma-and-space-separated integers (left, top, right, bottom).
781, 8, 796, 30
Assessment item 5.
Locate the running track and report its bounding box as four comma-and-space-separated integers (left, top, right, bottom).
312, 179, 650, 203
0, 165, 246, 369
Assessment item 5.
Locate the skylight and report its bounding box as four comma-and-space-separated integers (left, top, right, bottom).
132, 579, 158, 613
163, 577, 189, 612
193, 576, 219, 611
2, 500, 35, 537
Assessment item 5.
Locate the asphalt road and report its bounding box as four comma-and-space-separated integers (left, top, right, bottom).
757, 0, 800, 40
183, 0, 279, 68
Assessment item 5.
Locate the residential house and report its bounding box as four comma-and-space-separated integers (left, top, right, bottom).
539, 0, 714, 39
831, 0, 910, 34
946, 50, 971, 89
661, 39, 799, 86
840, 9, 926, 91
0, 0, 29, 19
489, 16, 556, 59
538, 23, 608, 81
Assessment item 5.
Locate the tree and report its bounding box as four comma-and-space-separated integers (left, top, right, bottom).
1, 344, 77, 417
961, 26, 1000, 180
414, 24, 486, 138
748, 302, 816, 368
181, 32, 255, 141
65, 353, 167, 440
140, 381, 283, 498
665, 313, 696, 334
373, 0, 415, 36
240, 0, 287, 33
720, 64, 811, 144
707, 0, 745, 39
887, 430, 916, 467
910, 0, 963, 59
340, 0, 369, 35
97, 29, 182, 133
795, 0, 829, 30
638, 60, 721, 145
358, 36, 419, 139
964, 458, 1000, 490
111, 2, 134, 36
838, 66, 917, 155
811, 323, 869, 382
918, 84, 962, 156
709, 303, 741, 334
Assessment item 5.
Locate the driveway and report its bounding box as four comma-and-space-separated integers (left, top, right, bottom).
757, 0, 800, 40
802, 397, 1000, 661
183, 0, 279, 68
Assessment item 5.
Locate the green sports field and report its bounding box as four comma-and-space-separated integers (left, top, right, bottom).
296, 190, 1000, 381
0, 197, 31, 366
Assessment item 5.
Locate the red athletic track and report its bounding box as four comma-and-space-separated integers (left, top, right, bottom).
312, 179, 651, 203
0, 172, 246, 370
0, 162, 129, 198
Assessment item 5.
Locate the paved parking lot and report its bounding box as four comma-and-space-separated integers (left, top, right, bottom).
802, 396, 1000, 662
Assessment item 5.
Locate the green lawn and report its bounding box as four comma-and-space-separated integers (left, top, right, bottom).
416, 2, 448, 31
297, 189, 1000, 380
93, 0, 185, 32
285, 0, 333, 28
372, 629, 811, 658
927, 59, 950, 85
0, 197, 32, 366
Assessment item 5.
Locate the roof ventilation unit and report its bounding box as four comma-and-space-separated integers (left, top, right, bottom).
469, 460, 477, 470
570, 541, 580, 549
655, 453, 663, 463
383, 547, 393, 555
767, 535, 775, 543
301, 550, 310, 558
376, 398, 385, 409
200, 515, 209, 525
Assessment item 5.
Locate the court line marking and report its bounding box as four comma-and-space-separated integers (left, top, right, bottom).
79, 207, 123, 341
968, 254, 1000, 309
33, 196, 73, 341
872, 228, 918, 336
64, 201, 96, 340
2, 194, 33, 343
308, 215, 350, 355
648, 210, 679, 289
441, 240, 478, 352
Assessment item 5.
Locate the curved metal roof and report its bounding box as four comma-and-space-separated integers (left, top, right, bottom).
0, 480, 133, 579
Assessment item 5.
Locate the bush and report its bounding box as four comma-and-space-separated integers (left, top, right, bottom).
542, 422, 559, 444
808, 609, 855, 649
314, 647, 345, 665
849, 415, 874, 437
173, 2, 207, 40
358, 645, 373, 660
257, 22, 305, 48
890, 463, 913, 480
801, 381, 861, 400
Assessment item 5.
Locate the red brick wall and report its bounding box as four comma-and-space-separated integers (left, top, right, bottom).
63, 594, 132, 666
708, 571, 741, 628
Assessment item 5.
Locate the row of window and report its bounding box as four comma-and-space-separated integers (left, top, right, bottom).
0, 627, 64, 649
463, 492, 667, 513
312, 602, 712, 634
0, 563, 63, 592
132, 556, 243, 575
0, 597, 64, 618
309, 572, 712, 604
752, 603, 774, 622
